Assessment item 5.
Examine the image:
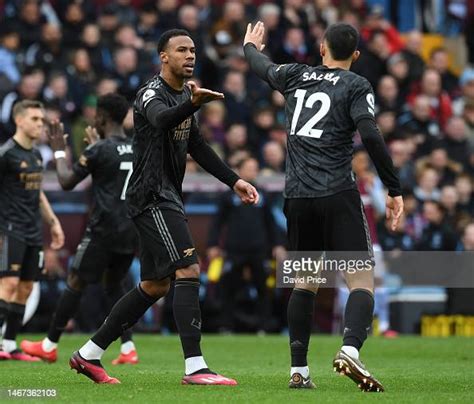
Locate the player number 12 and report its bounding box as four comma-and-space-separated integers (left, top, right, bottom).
290, 89, 331, 138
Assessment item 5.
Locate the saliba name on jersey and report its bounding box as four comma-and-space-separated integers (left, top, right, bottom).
302, 71, 340, 86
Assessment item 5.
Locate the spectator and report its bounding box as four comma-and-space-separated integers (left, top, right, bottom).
389, 139, 417, 190
452, 68, 474, 116
98, 4, 121, 48
386, 52, 411, 101
376, 109, 397, 141
398, 94, 441, 156
24, 23, 66, 75
360, 9, 404, 54
257, 3, 283, 57
273, 27, 316, 65
455, 174, 474, 215
224, 123, 249, 161
417, 144, 463, 187
414, 166, 441, 202
376, 75, 402, 113
407, 68, 453, 130
429, 47, 459, 97
463, 100, 474, 145
60, 2, 87, 48
0, 69, 45, 140
441, 116, 471, 168
67, 48, 97, 107
14, 0, 46, 49
80, 23, 108, 73
42, 71, 77, 127
0, 23, 21, 90
115, 0, 137, 26
111, 47, 142, 101
439, 185, 467, 231
261, 141, 285, 176
199, 101, 227, 147
378, 214, 415, 252
417, 200, 458, 250
222, 70, 251, 125
136, 4, 162, 48
400, 30, 425, 83
212, 0, 248, 47
156, 0, 179, 31
352, 30, 389, 89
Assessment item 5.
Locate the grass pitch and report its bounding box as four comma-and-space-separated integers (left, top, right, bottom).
0, 335, 473, 403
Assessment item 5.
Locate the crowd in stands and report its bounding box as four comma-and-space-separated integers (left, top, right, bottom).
1, 0, 474, 332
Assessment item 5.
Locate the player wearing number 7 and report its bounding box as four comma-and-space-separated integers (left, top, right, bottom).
21, 94, 140, 366
244, 22, 404, 392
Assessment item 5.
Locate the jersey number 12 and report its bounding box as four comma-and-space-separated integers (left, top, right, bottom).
290, 89, 331, 138
119, 161, 133, 200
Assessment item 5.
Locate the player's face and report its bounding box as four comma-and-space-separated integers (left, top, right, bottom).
16, 107, 45, 140
161, 36, 196, 78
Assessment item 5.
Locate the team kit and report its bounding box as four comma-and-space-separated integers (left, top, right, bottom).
0, 22, 403, 393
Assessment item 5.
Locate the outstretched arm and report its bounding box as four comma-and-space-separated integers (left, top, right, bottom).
145, 81, 224, 131
243, 22, 274, 81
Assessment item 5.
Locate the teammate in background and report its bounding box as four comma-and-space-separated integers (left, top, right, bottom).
21, 94, 139, 365
0, 100, 65, 361
70, 29, 259, 385
244, 22, 403, 391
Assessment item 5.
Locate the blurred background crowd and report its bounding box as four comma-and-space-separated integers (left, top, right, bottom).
1, 0, 473, 336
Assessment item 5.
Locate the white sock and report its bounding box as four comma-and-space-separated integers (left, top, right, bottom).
121, 341, 135, 355
3, 339, 17, 353
185, 356, 208, 375
79, 340, 104, 361
42, 338, 57, 352
291, 366, 309, 378
341, 345, 359, 359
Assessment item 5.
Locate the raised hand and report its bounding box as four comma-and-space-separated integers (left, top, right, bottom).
243, 21, 266, 51
188, 81, 224, 106
84, 126, 100, 145
48, 120, 67, 152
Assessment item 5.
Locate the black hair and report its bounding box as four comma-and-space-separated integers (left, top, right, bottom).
323, 23, 359, 61
97, 93, 129, 124
157, 29, 191, 53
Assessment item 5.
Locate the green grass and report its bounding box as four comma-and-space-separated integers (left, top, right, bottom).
1, 335, 473, 403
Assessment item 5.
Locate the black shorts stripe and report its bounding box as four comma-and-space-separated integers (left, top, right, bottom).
150, 208, 180, 261
155, 208, 180, 260
359, 200, 374, 258
72, 236, 91, 270
1, 234, 7, 272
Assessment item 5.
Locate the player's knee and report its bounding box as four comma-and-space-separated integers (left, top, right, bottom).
175, 264, 200, 279
295, 284, 319, 294
0, 277, 20, 298
15, 281, 34, 302
67, 271, 86, 292
140, 278, 170, 299
348, 285, 374, 295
